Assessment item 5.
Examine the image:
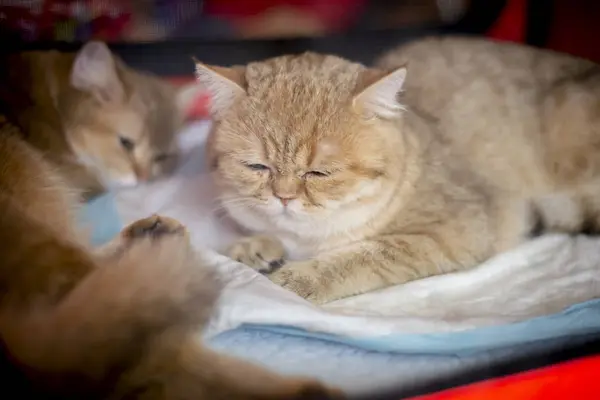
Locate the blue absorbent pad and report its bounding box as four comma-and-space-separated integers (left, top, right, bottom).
80, 192, 122, 246
82, 193, 600, 359
240, 297, 600, 356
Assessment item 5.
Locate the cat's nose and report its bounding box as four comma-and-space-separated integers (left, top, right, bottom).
134, 166, 151, 182
275, 195, 295, 207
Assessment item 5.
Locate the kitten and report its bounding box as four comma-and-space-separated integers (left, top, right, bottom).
199, 41, 600, 304
0, 41, 195, 198
0, 117, 342, 398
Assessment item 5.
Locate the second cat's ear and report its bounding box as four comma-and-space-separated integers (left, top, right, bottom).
352, 66, 407, 119
70, 41, 126, 104
194, 61, 246, 119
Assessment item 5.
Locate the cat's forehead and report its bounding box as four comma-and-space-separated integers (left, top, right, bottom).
78, 97, 176, 148
230, 54, 365, 145
109, 108, 144, 130
245, 53, 364, 99
246, 53, 361, 78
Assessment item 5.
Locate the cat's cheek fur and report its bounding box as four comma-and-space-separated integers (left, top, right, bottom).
216, 162, 268, 197
322, 178, 383, 211
224, 197, 272, 233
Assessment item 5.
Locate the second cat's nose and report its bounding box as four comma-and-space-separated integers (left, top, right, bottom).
134, 166, 151, 182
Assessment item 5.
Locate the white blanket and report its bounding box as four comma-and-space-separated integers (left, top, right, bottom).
112, 121, 600, 346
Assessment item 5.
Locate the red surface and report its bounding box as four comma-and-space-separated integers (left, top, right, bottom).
486, 0, 527, 43
185, 92, 211, 120
485, 0, 600, 63
167, 77, 211, 120
408, 355, 600, 400
203, 0, 366, 31
545, 0, 600, 63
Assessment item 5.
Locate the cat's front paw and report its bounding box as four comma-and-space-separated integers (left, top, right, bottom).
122, 214, 187, 240
228, 235, 286, 273
268, 261, 332, 304
97, 215, 189, 260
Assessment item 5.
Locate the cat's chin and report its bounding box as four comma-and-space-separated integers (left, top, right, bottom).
265, 205, 309, 224
226, 202, 309, 233
268, 209, 303, 224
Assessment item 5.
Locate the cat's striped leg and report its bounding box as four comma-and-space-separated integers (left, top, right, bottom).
266, 233, 490, 304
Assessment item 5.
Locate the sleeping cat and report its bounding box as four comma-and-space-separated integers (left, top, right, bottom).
0, 41, 195, 198
0, 115, 341, 399
199, 38, 600, 304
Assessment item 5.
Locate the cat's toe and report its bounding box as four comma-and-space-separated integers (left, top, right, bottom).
268, 265, 328, 304
122, 215, 186, 240
228, 235, 286, 273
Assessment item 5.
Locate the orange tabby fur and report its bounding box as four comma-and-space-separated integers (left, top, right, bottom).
198, 40, 600, 304
0, 116, 342, 398
0, 41, 194, 198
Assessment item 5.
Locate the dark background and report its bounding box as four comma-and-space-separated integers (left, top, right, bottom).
2, 0, 599, 76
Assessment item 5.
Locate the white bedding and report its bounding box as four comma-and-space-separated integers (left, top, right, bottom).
112, 120, 600, 346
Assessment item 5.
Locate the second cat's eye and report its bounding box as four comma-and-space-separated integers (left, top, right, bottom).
153, 153, 170, 163
245, 163, 270, 172
119, 136, 135, 152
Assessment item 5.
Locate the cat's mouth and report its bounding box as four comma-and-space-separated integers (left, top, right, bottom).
268, 199, 304, 218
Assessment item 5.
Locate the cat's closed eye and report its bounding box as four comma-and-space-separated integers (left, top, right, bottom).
153, 153, 170, 163
245, 163, 270, 172
303, 170, 330, 178
119, 136, 135, 151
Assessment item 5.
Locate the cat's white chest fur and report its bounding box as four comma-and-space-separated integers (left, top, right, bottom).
226, 200, 389, 261
224, 179, 398, 261
227, 207, 328, 260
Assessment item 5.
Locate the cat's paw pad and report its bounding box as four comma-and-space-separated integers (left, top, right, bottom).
228, 235, 286, 273
122, 215, 186, 240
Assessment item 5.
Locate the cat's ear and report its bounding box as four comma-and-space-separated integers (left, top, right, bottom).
352, 66, 407, 119
194, 61, 246, 118
70, 41, 126, 104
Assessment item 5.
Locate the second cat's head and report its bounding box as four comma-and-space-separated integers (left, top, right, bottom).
61, 41, 197, 190
201, 53, 408, 234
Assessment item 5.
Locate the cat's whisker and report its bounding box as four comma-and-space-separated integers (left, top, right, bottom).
210, 198, 256, 213
216, 198, 254, 206
210, 198, 263, 223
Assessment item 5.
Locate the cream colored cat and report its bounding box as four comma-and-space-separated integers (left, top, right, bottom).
199, 38, 600, 304
0, 41, 196, 198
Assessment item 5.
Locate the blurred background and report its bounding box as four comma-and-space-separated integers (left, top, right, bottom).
1, 0, 599, 77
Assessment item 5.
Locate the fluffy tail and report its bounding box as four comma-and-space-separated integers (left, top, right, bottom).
0, 219, 339, 399
1, 227, 218, 397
